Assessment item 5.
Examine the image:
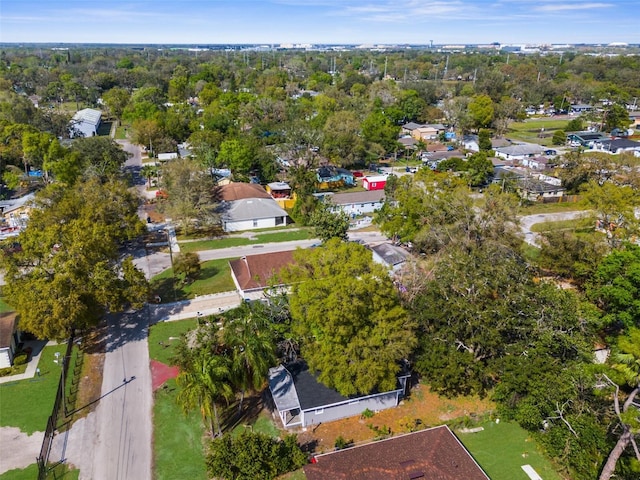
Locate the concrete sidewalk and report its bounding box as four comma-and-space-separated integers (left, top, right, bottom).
148, 291, 242, 323
0, 340, 53, 384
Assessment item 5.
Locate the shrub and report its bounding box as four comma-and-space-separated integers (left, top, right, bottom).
173, 252, 201, 284
361, 408, 375, 419
0, 367, 13, 377
334, 436, 353, 450
13, 353, 28, 366
552, 130, 566, 145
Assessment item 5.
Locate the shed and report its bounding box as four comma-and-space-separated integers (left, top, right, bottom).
362, 175, 387, 191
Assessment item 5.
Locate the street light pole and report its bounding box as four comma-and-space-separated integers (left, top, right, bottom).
165, 227, 177, 302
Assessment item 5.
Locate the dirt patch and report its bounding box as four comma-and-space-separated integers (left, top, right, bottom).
294, 384, 494, 454
69, 328, 105, 422
0, 426, 43, 474
150, 360, 179, 391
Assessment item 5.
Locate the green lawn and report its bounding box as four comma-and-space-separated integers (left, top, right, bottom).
232, 412, 280, 438
507, 118, 571, 146
0, 297, 14, 313
150, 258, 236, 302
518, 201, 587, 215
530, 218, 592, 233
0, 344, 67, 434
179, 229, 313, 253
153, 378, 208, 480
458, 421, 562, 480
148, 318, 197, 365
0, 463, 79, 480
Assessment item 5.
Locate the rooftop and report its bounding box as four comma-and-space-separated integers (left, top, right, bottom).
229, 250, 294, 291
220, 182, 272, 201
304, 425, 489, 480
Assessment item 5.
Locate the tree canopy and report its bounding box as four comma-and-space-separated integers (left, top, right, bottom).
1, 179, 147, 339
285, 239, 416, 396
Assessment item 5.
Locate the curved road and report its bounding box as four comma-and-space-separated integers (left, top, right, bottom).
520, 210, 590, 246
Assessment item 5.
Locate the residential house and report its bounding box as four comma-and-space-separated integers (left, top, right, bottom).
592, 138, 640, 155
317, 166, 355, 189
400, 122, 424, 136
462, 135, 511, 153
397, 136, 418, 151
371, 243, 410, 273
0, 313, 19, 369
566, 131, 609, 148
522, 156, 549, 170
69, 108, 102, 138
268, 360, 410, 429
229, 250, 294, 299
570, 104, 594, 114
328, 190, 385, 216
157, 152, 178, 162
219, 183, 290, 232
412, 124, 446, 142
362, 175, 387, 191
517, 177, 565, 202
304, 425, 489, 480
494, 143, 546, 161
265, 182, 295, 209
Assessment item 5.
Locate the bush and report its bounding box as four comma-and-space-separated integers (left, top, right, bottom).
361, 408, 375, 419
173, 252, 201, 284
334, 436, 353, 450
552, 130, 566, 145
0, 367, 13, 377
13, 353, 28, 366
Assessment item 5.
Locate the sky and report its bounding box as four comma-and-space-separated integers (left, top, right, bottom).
0, 0, 637, 46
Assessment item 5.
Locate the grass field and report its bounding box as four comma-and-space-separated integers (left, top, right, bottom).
530, 218, 592, 233
153, 378, 208, 480
0, 297, 14, 313
148, 318, 197, 365
0, 463, 79, 480
518, 200, 587, 215
0, 344, 67, 434
150, 258, 236, 302
458, 421, 562, 480
232, 411, 280, 438
149, 320, 208, 480
507, 118, 571, 146
179, 229, 313, 253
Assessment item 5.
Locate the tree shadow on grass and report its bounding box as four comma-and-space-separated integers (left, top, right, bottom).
197, 264, 219, 280
150, 277, 187, 302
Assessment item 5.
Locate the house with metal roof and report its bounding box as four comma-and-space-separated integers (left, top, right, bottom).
268, 360, 410, 429
69, 108, 102, 138
371, 243, 410, 273
328, 190, 385, 216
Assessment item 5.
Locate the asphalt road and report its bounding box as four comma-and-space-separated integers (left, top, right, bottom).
90, 311, 153, 480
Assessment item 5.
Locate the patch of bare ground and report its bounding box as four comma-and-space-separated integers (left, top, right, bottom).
69, 326, 105, 421
294, 383, 495, 454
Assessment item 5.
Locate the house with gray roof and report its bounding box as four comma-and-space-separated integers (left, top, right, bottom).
219, 183, 290, 232
268, 361, 410, 429
371, 243, 410, 273
328, 190, 385, 216
495, 143, 546, 161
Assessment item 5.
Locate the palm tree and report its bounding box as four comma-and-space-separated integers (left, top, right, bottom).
140, 164, 158, 188
176, 350, 233, 437
221, 307, 276, 413
599, 328, 640, 480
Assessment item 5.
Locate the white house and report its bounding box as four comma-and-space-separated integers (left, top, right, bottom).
328, 190, 385, 216
219, 183, 290, 232
69, 108, 102, 138
495, 143, 546, 161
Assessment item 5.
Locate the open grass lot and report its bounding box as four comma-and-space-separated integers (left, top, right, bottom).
153, 378, 208, 480
458, 421, 562, 480
150, 258, 236, 302
0, 344, 66, 434
231, 411, 280, 438
149, 320, 208, 480
0, 463, 79, 480
519, 200, 586, 215
530, 218, 593, 233
507, 118, 571, 146
148, 318, 197, 365
179, 229, 313, 253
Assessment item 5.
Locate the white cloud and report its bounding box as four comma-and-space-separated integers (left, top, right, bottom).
535, 2, 611, 12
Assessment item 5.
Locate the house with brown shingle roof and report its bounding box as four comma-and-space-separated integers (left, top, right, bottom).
229, 250, 295, 299
304, 425, 489, 480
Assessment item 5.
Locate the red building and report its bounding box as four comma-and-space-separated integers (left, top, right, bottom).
362, 175, 387, 191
